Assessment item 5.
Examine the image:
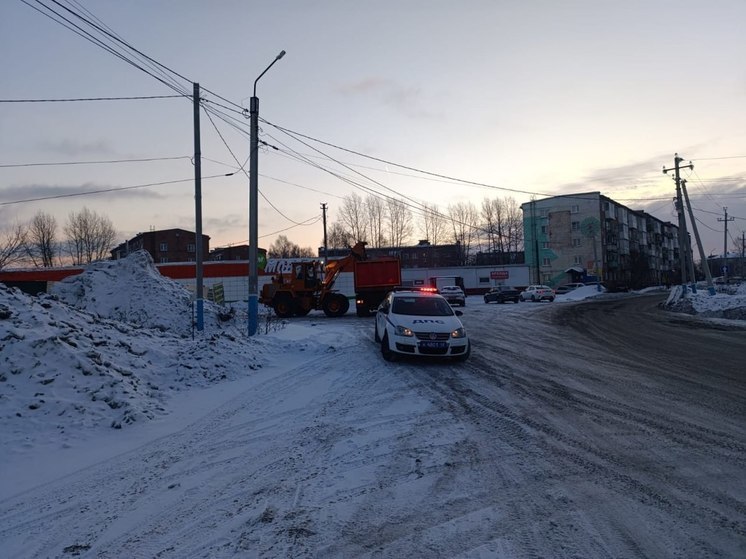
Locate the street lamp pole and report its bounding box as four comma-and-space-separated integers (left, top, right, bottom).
248, 50, 285, 336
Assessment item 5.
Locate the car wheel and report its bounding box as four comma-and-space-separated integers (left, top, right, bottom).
531, 295, 537, 302
548, 297, 555, 302
484, 297, 489, 304
381, 332, 396, 362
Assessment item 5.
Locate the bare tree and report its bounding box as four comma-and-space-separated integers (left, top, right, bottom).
504, 197, 524, 253
386, 198, 413, 248
337, 193, 368, 243
0, 221, 27, 270
419, 202, 448, 245
326, 222, 354, 249
64, 207, 117, 265
366, 195, 387, 248
268, 235, 314, 258
26, 211, 57, 267
447, 201, 480, 265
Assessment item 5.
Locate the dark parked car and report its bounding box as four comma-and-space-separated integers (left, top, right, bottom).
483, 285, 521, 304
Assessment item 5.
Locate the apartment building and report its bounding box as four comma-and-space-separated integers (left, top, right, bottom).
522, 193, 680, 290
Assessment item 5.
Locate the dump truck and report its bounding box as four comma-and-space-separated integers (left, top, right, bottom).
352, 257, 402, 317
260, 242, 401, 318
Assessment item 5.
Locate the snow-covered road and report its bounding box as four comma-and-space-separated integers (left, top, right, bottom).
1, 293, 745, 558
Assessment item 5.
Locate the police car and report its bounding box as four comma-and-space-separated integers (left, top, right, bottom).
374, 288, 470, 362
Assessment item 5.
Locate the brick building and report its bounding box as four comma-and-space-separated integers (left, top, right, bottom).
111, 228, 210, 264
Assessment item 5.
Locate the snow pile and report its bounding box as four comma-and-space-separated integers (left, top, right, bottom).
663, 281, 746, 321
0, 252, 270, 454
50, 250, 236, 337
555, 284, 609, 301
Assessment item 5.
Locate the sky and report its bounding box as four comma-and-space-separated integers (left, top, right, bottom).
1, 0, 745, 258
1, 253, 744, 556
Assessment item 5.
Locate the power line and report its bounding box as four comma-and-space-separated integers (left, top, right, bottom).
0, 174, 230, 206
0, 156, 192, 168
263, 119, 556, 199
0, 95, 183, 103
21, 0, 191, 98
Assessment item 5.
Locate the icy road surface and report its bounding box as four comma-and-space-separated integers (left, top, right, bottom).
1, 293, 745, 558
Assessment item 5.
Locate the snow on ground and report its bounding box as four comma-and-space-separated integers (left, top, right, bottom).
1, 253, 745, 556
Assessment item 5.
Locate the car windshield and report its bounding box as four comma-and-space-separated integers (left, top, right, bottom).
392, 296, 454, 316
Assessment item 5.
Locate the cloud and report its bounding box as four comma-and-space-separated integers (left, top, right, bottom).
335, 77, 440, 119
36, 139, 116, 157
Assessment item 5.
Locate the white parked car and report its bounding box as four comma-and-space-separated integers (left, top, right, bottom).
438, 285, 466, 306
375, 289, 470, 361
519, 285, 555, 302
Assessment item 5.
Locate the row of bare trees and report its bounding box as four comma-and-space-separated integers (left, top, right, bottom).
324, 193, 523, 264
0, 207, 116, 270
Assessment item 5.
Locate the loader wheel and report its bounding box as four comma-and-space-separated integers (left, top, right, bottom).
273, 296, 294, 318
322, 294, 350, 317
293, 303, 312, 317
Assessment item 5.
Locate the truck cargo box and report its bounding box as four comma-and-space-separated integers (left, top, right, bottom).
354, 258, 402, 290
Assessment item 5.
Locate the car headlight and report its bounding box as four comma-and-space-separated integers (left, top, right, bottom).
451, 327, 466, 339
395, 325, 414, 337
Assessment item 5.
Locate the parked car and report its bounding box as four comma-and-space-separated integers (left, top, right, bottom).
519, 285, 555, 302
375, 289, 470, 362
483, 285, 521, 304
439, 285, 466, 306
555, 282, 585, 295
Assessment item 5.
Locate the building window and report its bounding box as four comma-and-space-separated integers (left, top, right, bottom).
187, 243, 196, 253
479, 277, 490, 284
571, 204, 580, 213
160, 257, 169, 263
572, 238, 582, 247
540, 209, 549, 217
542, 241, 550, 249
542, 257, 551, 267
571, 221, 580, 232
542, 273, 552, 283
159, 242, 168, 252
574, 255, 583, 265
541, 225, 547, 234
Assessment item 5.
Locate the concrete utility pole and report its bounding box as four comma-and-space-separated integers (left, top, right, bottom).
681, 179, 715, 295
193, 82, 204, 331
663, 154, 694, 292
321, 202, 328, 264
248, 50, 286, 337
717, 207, 734, 283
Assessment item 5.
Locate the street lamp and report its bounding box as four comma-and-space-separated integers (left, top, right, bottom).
248, 50, 285, 336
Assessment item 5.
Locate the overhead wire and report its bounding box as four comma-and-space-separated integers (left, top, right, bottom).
0, 95, 182, 103
0, 174, 231, 206
0, 156, 192, 168
201, 103, 320, 227
21, 0, 190, 98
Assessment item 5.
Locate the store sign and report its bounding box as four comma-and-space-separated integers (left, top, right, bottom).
490, 270, 509, 280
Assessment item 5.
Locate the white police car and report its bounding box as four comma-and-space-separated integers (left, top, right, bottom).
374, 288, 470, 362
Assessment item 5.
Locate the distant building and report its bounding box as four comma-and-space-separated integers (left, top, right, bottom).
522, 192, 680, 289
111, 228, 210, 264
209, 245, 250, 261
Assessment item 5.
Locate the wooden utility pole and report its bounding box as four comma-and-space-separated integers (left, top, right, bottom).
717, 207, 734, 283
681, 179, 715, 294
663, 154, 694, 291
321, 202, 328, 264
